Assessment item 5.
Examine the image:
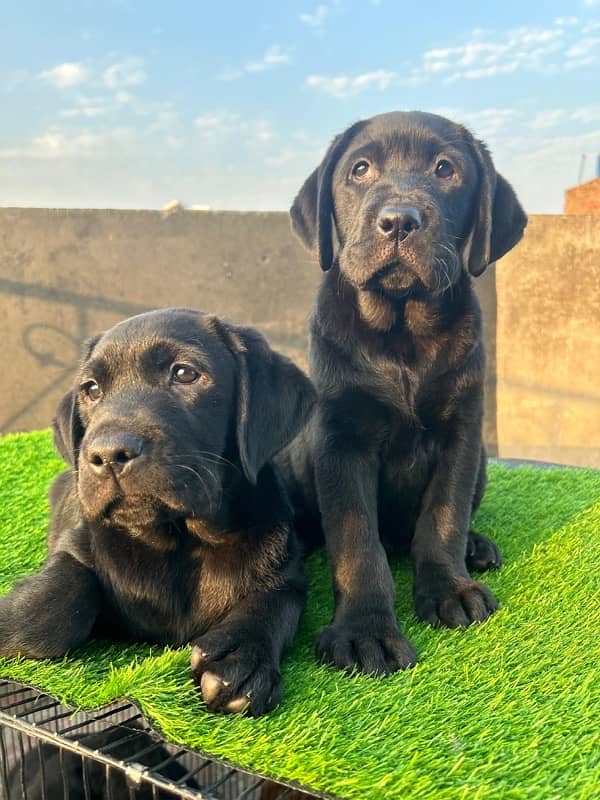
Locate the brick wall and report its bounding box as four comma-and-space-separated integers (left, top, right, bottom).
564, 177, 600, 213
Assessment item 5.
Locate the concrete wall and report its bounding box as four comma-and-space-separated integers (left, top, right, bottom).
0, 208, 598, 467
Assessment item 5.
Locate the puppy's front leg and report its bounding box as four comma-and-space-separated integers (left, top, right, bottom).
190, 569, 306, 717
412, 395, 498, 628
315, 444, 417, 676
0, 551, 101, 659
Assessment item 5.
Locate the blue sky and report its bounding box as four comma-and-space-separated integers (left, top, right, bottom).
1, 0, 599, 212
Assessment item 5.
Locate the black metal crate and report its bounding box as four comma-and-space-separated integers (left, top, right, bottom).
0, 680, 317, 800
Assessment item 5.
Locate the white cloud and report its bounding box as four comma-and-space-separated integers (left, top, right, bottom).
528, 109, 566, 129
57, 90, 147, 120
194, 112, 274, 144
304, 18, 599, 98
300, 5, 330, 28
306, 70, 396, 98
245, 45, 291, 73
39, 62, 88, 88
217, 45, 291, 80
414, 18, 598, 84
570, 105, 600, 123
420, 27, 563, 82
564, 35, 600, 67
300, 1, 341, 32
59, 94, 112, 119
0, 127, 135, 160
102, 58, 146, 89
554, 17, 579, 26
456, 108, 518, 140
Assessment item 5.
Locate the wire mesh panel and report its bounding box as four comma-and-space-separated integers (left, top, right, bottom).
0, 680, 320, 800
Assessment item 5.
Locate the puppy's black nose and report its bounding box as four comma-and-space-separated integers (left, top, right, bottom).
87, 434, 144, 475
377, 206, 422, 240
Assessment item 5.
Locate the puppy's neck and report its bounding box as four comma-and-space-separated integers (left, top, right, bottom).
357, 291, 397, 332
185, 465, 283, 544
355, 277, 470, 337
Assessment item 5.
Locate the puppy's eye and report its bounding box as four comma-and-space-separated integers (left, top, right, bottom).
435, 159, 455, 179
351, 160, 371, 181
82, 381, 102, 401
171, 364, 203, 385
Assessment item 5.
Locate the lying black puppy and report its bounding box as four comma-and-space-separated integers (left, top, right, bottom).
0, 309, 315, 716
281, 111, 527, 675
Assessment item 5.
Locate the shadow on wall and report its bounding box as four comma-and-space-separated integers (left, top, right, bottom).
0, 278, 152, 432
0, 276, 311, 435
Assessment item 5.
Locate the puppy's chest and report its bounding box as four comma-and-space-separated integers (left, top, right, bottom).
370, 351, 452, 427
94, 536, 200, 643
195, 533, 285, 623
93, 525, 287, 645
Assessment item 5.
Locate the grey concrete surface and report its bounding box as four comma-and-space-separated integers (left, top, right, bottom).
0, 209, 598, 467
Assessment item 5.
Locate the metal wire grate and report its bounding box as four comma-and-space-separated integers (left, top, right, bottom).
0, 680, 319, 800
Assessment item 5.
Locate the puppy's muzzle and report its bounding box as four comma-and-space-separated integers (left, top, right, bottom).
86, 433, 145, 478
376, 205, 423, 242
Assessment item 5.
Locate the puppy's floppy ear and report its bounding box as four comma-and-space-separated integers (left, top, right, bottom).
213, 319, 316, 485
463, 137, 528, 277
52, 334, 101, 467
290, 120, 366, 272
52, 390, 84, 467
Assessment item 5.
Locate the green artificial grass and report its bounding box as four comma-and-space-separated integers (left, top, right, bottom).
1, 430, 599, 799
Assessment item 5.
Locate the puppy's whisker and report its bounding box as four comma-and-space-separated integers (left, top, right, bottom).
173, 464, 216, 515
175, 451, 242, 473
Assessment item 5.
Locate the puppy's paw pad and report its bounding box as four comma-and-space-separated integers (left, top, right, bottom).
317, 620, 416, 676
466, 531, 502, 572
199, 671, 229, 704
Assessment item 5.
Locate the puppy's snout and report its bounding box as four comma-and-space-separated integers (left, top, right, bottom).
87, 433, 145, 476
377, 206, 422, 241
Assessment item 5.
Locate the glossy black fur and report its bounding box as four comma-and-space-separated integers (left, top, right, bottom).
281, 111, 527, 675
0, 309, 315, 716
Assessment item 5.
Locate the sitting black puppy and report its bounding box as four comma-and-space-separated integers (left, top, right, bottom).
0, 308, 315, 717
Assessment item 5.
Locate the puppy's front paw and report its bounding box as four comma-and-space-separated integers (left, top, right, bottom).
191, 629, 281, 717
414, 574, 498, 628
316, 613, 417, 676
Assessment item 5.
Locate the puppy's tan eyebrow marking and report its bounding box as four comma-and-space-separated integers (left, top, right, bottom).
80, 357, 110, 385
140, 340, 211, 372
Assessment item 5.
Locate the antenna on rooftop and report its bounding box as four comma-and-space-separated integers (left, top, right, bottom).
577, 154, 586, 185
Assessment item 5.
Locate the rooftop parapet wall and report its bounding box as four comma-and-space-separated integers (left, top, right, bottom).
0, 209, 598, 467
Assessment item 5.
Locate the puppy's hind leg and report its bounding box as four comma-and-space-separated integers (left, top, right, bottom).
0, 552, 101, 659
465, 446, 502, 573
466, 531, 502, 572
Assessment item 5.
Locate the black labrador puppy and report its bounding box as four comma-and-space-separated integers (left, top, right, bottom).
281, 111, 527, 675
0, 309, 315, 716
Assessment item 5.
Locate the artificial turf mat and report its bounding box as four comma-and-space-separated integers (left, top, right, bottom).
0, 430, 599, 800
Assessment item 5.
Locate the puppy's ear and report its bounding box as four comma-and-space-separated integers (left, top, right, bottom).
214, 320, 316, 485
290, 166, 320, 254
290, 120, 366, 272
463, 138, 528, 277
52, 333, 101, 467
52, 390, 84, 467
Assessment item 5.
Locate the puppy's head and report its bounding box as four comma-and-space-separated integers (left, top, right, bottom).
53, 309, 315, 531
291, 110, 527, 298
